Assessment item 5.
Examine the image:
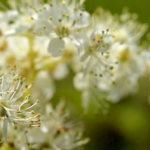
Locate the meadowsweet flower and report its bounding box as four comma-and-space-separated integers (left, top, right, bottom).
98, 43, 144, 102
72, 7, 148, 106
0, 65, 40, 141
0, 30, 30, 66
32, 0, 90, 57
0, 0, 39, 35
0, 125, 27, 149
73, 42, 143, 105
94, 7, 148, 45
9, 101, 89, 150
74, 43, 144, 105
0, 28, 50, 71
115, 8, 148, 44
72, 26, 117, 79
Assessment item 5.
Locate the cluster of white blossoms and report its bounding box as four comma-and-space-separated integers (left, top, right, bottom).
0, 101, 89, 150
0, 65, 40, 142
0, 0, 150, 149
73, 8, 148, 107
26, 102, 89, 150
32, 0, 90, 57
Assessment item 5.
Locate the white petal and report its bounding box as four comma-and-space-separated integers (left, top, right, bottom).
34, 19, 53, 36
52, 63, 69, 80
71, 33, 89, 61
75, 11, 90, 28
74, 73, 89, 90
32, 71, 55, 101
2, 117, 8, 141
82, 90, 90, 111
48, 38, 65, 57
15, 24, 31, 33
83, 57, 94, 76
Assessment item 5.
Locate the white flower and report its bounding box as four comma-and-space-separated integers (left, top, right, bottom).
0, 65, 40, 141
72, 28, 117, 78
95, 7, 148, 45
18, 101, 89, 150
72, 7, 148, 105
0, 31, 30, 66
32, 0, 90, 57
98, 43, 144, 102
0, 1, 38, 35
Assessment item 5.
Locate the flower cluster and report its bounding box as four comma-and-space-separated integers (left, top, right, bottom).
26, 102, 89, 150
0, 101, 88, 150
73, 8, 148, 107
0, 0, 150, 149
32, 0, 90, 57
0, 65, 40, 142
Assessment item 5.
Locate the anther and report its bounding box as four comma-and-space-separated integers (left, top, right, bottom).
40, 1, 44, 5
58, 19, 62, 22
27, 143, 30, 146
106, 29, 109, 32
25, 85, 28, 88
74, 7, 77, 11
37, 113, 41, 117
31, 110, 35, 114
63, 13, 66, 17
99, 74, 103, 77
49, 16, 53, 20
110, 66, 114, 70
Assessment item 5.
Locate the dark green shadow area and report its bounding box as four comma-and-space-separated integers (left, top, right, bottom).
85, 0, 150, 31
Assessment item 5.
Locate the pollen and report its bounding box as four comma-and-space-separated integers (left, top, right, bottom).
94, 35, 102, 41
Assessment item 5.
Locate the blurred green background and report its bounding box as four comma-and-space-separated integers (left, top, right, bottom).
85, 0, 150, 29
1, 0, 150, 150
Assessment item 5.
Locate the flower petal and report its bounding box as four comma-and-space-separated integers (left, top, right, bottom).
2, 117, 8, 142
48, 38, 65, 57
74, 73, 89, 90
34, 19, 54, 36
71, 33, 89, 61
74, 11, 90, 28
